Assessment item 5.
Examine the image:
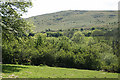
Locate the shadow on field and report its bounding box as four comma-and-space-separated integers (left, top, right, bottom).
2, 64, 28, 73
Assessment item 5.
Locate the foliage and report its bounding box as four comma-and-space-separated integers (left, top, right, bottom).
0, 1, 32, 41
71, 31, 85, 43
3, 28, 119, 73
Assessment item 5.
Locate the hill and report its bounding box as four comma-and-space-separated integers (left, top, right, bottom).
26, 10, 118, 32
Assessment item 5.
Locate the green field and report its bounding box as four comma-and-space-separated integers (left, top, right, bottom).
2, 64, 118, 78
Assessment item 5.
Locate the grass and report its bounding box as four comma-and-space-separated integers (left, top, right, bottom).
2, 64, 119, 78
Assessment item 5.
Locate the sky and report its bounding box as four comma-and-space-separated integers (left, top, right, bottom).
22, 0, 120, 18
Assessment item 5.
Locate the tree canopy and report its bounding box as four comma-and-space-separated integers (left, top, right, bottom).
0, 1, 32, 41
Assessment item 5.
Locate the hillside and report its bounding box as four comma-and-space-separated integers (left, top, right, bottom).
26, 10, 118, 32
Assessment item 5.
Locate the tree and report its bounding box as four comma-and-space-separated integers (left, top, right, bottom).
80, 28, 83, 31
1, 1, 33, 64
0, 1, 32, 41
35, 35, 42, 48
71, 31, 85, 43
91, 27, 95, 30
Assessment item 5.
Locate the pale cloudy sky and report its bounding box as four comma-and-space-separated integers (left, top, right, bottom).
22, 0, 120, 18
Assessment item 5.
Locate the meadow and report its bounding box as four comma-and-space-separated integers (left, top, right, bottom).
2, 64, 119, 78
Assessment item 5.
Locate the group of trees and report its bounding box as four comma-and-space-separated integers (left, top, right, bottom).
2, 28, 120, 72
1, 1, 120, 73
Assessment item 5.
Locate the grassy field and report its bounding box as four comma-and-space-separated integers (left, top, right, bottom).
2, 64, 119, 78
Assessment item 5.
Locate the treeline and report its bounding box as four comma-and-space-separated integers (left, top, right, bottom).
2, 28, 120, 73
